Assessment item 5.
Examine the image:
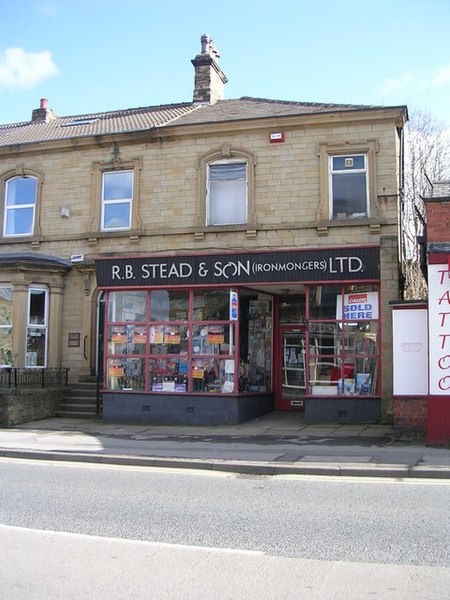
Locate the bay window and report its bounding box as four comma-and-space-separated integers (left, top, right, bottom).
0, 286, 14, 366
26, 287, 48, 367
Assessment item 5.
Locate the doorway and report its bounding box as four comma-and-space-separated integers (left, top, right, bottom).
278, 325, 306, 411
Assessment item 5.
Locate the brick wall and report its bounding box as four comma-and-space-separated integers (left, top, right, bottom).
393, 397, 427, 440
426, 199, 450, 243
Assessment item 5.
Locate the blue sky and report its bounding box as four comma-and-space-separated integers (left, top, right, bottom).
1, 0, 449, 126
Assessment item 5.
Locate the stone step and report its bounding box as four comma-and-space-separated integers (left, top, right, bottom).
58, 402, 97, 413
55, 410, 98, 419
60, 396, 97, 407
64, 390, 98, 400
59, 377, 101, 418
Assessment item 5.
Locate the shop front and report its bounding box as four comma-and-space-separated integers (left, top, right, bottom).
95, 246, 381, 425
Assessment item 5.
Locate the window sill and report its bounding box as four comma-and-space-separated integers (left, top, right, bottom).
0, 235, 44, 246
86, 230, 144, 244
314, 218, 386, 236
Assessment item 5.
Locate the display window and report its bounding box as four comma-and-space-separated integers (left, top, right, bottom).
104, 288, 273, 394
307, 284, 379, 396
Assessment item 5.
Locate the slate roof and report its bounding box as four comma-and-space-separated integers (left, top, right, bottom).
0, 96, 406, 149
166, 97, 391, 126
0, 103, 199, 148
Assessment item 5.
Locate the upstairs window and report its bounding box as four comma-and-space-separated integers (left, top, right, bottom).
329, 155, 368, 220
101, 170, 133, 231
207, 161, 248, 226
3, 176, 37, 236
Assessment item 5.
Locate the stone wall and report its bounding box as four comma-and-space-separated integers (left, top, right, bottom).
0, 388, 65, 427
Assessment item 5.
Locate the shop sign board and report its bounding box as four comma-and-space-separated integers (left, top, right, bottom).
96, 247, 380, 288
392, 308, 428, 396
428, 262, 450, 395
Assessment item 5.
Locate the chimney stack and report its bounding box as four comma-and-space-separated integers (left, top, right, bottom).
32, 98, 58, 122
191, 34, 228, 104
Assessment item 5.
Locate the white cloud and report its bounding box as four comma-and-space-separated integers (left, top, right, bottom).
380, 65, 450, 96
0, 47, 59, 90
433, 65, 450, 86
379, 72, 418, 95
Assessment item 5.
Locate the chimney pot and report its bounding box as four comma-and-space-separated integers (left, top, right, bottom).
31, 99, 58, 122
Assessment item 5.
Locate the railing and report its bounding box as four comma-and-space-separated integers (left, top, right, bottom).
96, 372, 104, 416
0, 368, 69, 388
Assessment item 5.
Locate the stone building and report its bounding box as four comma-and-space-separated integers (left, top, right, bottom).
0, 36, 408, 425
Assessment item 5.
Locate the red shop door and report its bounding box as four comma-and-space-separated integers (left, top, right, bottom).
277, 326, 306, 411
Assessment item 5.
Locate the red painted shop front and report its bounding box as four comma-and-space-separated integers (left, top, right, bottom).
95, 246, 382, 425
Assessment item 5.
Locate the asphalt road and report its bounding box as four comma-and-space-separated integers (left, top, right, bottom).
1, 458, 449, 599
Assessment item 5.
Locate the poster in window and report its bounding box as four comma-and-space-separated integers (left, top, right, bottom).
208, 325, 224, 344
154, 359, 167, 374
356, 373, 371, 395
132, 326, 147, 344
192, 360, 205, 379
150, 326, 164, 344
164, 329, 181, 344
109, 361, 124, 377
336, 291, 378, 320
111, 327, 126, 343
337, 378, 355, 395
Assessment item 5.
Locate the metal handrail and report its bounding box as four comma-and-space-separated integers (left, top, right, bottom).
0, 367, 69, 388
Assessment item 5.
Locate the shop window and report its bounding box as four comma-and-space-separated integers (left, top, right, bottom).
197, 147, 255, 228
0, 286, 14, 366
3, 175, 37, 237
307, 285, 379, 397
108, 290, 147, 322
193, 289, 230, 320
26, 287, 48, 367
104, 288, 273, 395
107, 357, 146, 391
329, 155, 368, 219
239, 294, 272, 392
150, 325, 189, 354
150, 290, 189, 322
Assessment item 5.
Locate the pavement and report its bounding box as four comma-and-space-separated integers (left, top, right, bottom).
1, 411, 450, 479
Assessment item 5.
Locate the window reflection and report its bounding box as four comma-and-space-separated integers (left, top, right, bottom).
108, 291, 147, 322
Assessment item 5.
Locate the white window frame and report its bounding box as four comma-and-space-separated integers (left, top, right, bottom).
100, 169, 133, 231
3, 175, 37, 237
328, 154, 369, 220
26, 286, 48, 368
206, 159, 248, 226
0, 285, 14, 366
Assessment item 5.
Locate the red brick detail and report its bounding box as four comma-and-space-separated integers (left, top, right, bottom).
427, 201, 450, 243
393, 397, 427, 440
